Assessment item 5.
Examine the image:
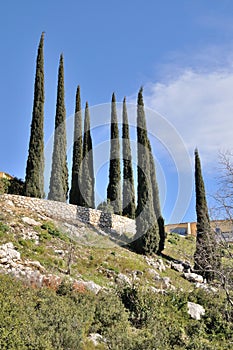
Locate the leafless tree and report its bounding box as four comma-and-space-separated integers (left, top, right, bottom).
209, 150, 233, 312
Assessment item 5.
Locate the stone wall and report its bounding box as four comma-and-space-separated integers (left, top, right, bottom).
0, 194, 135, 235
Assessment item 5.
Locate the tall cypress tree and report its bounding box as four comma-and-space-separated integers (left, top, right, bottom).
107, 93, 122, 215
194, 149, 221, 281
48, 54, 68, 202
69, 85, 83, 205
25, 32, 45, 198
80, 102, 95, 208
122, 97, 135, 219
147, 140, 165, 253
131, 88, 159, 255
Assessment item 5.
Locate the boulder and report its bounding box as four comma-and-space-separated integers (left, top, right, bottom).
187, 302, 205, 320
183, 272, 204, 283
88, 333, 105, 346
195, 282, 218, 293
145, 257, 166, 271
162, 277, 171, 288
82, 280, 102, 295
0, 242, 20, 261
150, 286, 166, 294
171, 262, 184, 273
116, 273, 131, 286
22, 217, 41, 226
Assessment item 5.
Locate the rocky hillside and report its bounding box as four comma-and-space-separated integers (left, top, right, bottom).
0, 195, 232, 349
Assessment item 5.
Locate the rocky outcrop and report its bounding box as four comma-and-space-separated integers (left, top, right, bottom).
183, 272, 204, 283
144, 256, 166, 272
187, 302, 205, 320
0, 241, 102, 294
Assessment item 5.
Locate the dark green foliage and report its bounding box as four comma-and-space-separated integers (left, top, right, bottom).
131, 88, 159, 255
0, 274, 95, 349
122, 97, 136, 219
107, 93, 122, 215
0, 222, 9, 234
48, 54, 69, 202
148, 140, 165, 253
0, 177, 24, 195
80, 102, 95, 208
157, 215, 166, 252
40, 221, 69, 242
0, 178, 10, 194
69, 85, 83, 205
194, 149, 221, 281
8, 177, 25, 195
24, 33, 45, 198
0, 273, 231, 349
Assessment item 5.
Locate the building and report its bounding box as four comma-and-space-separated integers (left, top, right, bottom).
165, 222, 196, 236
0, 172, 13, 180
165, 220, 233, 243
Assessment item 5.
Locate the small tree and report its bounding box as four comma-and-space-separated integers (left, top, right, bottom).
107, 93, 122, 215
48, 54, 68, 202
122, 97, 135, 219
80, 102, 95, 208
69, 85, 83, 205
130, 88, 159, 255
194, 149, 221, 282
147, 140, 165, 253
25, 32, 45, 198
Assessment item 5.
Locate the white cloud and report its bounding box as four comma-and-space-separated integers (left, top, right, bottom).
143, 69, 233, 168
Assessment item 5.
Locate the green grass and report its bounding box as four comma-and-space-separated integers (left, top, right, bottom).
164, 233, 196, 263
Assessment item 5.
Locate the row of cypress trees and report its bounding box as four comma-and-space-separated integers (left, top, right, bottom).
24, 33, 165, 255
24, 33, 222, 268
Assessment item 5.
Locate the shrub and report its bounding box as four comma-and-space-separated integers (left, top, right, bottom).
0, 177, 25, 195
97, 200, 114, 213
40, 221, 69, 242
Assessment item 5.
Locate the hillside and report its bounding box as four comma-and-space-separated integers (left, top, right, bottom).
0, 195, 232, 349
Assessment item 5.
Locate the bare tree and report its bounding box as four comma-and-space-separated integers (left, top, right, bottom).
209, 150, 233, 312
213, 150, 233, 220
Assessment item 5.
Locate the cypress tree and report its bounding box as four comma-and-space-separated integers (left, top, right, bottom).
25, 32, 45, 198
131, 88, 159, 255
69, 85, 83, 205
122, 97, 135, 218
107, 93, 122, 215
80, 102, 95, 208
48, 54, 68, 202
148, 140, 165, 253
194, 149, 221, 281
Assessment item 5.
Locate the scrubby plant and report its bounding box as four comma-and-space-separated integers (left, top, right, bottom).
97, 200, 114, 213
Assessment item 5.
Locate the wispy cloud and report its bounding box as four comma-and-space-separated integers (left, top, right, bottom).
143, 68, 233, 168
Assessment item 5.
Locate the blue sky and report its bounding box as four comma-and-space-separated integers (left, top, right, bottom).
1, 0, 233, 224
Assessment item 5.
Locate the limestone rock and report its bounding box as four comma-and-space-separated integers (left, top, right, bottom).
195, 282, 218, 293
116, 273, 131, 286
162, 277, 171, 288
0, 242, 20, 261
145, 257, 166, 271
183, 272, 204, 283
26, 260, 45, 272
4, 199, 15, 207
88, 333, 105, 346
187, 302, 205, 320
22, 217, 41, 226
146, 268, 161, 280
171, 262, 184, 273
82, 280, 102, 294
150, 286, 166, 294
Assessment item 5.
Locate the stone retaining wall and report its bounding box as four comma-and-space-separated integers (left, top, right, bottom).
0, 194, 135, 235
